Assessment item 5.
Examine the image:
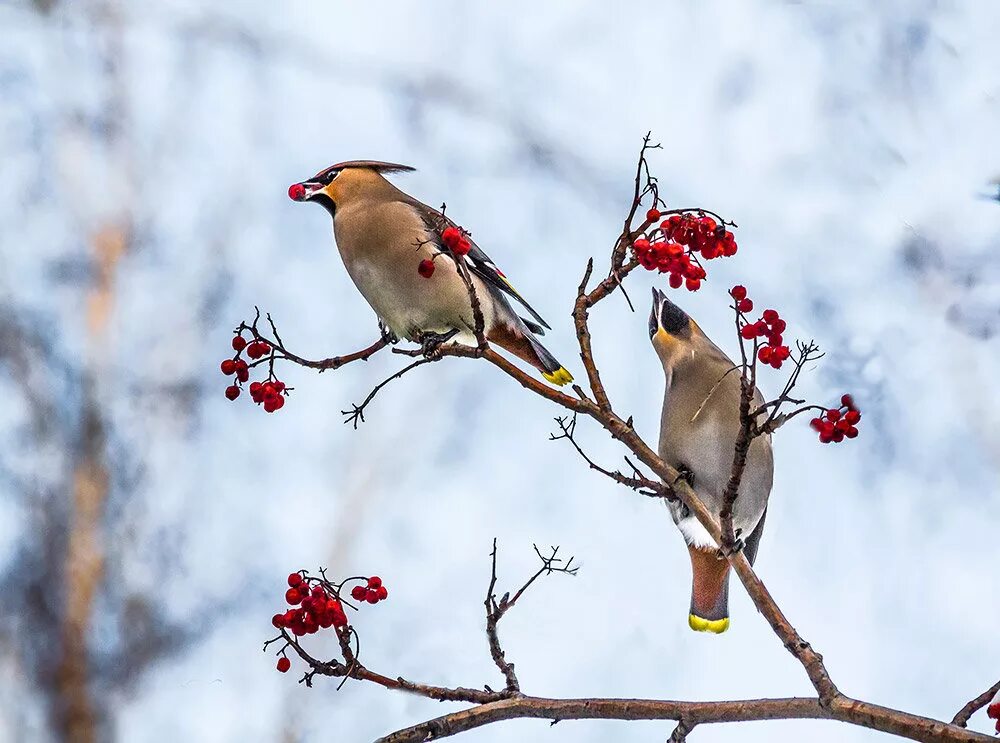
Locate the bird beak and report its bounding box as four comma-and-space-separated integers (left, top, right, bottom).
649, 287, 666, 339
288, 180, 325, 202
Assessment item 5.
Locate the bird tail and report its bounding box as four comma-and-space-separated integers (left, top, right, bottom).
487, 323, 573, 386
687, 544, 731, 634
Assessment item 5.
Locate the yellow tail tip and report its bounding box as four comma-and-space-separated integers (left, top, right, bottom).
542, 367, 574, 386
689, 614, 730, 634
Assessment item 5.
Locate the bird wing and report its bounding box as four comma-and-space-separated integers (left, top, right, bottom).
405, 198, 552, 332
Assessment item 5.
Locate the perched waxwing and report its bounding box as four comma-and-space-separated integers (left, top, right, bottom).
289, 161, 572, 385
649, 288, 774, 634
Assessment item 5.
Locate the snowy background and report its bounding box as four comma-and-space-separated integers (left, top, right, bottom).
1, 1, 998, 741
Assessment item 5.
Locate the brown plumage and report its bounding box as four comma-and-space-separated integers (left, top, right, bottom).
291, 161, 572, 385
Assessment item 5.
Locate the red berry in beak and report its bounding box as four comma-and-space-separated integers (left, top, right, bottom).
288, 183, 306, 201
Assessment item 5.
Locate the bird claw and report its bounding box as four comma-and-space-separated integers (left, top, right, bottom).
379, 323, 399, 345
718, 534, 744, 558
419, 329, 458, 358
672, 465, 694, 487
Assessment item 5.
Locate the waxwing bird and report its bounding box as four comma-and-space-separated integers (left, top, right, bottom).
649, 288, 773, 634
289, 160, 572, 385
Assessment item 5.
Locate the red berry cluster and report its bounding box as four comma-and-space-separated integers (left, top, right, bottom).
632, 211, 737, 292
350, 575, 388, 604
732, 286, 791, 369
810, 395, 862, 443
441, 225, 471, 256
249, 380, 286, 412
272, 573, 348, 641
221, 332, 289, 412
986, 699, 1000, 734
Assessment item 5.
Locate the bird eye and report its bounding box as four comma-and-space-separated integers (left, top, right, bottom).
325, 170, 340, 184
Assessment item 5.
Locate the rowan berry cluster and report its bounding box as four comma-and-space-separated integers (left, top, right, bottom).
810, 395, 862, 444
269, 571, 389, 674
441, 225, 471, 256
731, 286, 791, 369
416, 225, 472, 279
220, 332, 289, 412
632, 210, 737, 291
350, 575, 389, 604
987, 699, 1000, 733
272, 573, 348, 642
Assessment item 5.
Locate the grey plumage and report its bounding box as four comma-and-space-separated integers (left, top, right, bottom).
649, 288, 774, 632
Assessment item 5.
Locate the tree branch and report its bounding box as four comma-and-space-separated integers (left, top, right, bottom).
374, 694, 995, 743
952, 678, 1000, 728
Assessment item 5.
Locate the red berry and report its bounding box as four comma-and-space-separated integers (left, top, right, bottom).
668, 273, 683, 289
225, 385, 240, 401
288, 183, 306, 201
826, 409, 841, 422
376, 585, 388, 601
351, 585, 367, 601
220, 359, 237, 375
272, 613, 286, 628
367, 576, 382, 589
277, 656, 291, 673
757, 346, 772, 363
819, 431, 833, 444
768, 334, 783, 348
441, 226, 461, 247
831, 429, 845, 443
646, 208, 661, 221
771, 318, 787, 333
454, 237, 472, 256
417, 259, 435, 278
366, 589, 379, 604
740, 324, 758, 340
809, 417, 823, 431
737, 298, 753, 313
986, 702, 1000, 719
633, 238, 650, 252
845, 426, 859, 439
845, 410, 861, 424
685, 278, 701, 292
264, 398, 278, 413
762, 309, 779, 324
730, 285, 747, 301
285, 588, 303, 605
232, 336, 247, 351
775, 346, 791, 361
841, 394, 855, 409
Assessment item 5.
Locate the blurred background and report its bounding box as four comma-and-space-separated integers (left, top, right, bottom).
1, 1, 998, 741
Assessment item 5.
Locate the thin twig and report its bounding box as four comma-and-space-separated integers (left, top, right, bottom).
952, 678, 1000, 727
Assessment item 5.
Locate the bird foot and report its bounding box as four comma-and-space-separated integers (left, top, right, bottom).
419, 329, 459, 358
718, 532, 744, 558
379, 322, 399, 345
672, 465, 695, 487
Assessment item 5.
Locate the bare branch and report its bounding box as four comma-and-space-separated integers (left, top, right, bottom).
952, 678, 1000, 728
482, 540, 578, 693
238, 310, 390, 372
374, 694, 994, 743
